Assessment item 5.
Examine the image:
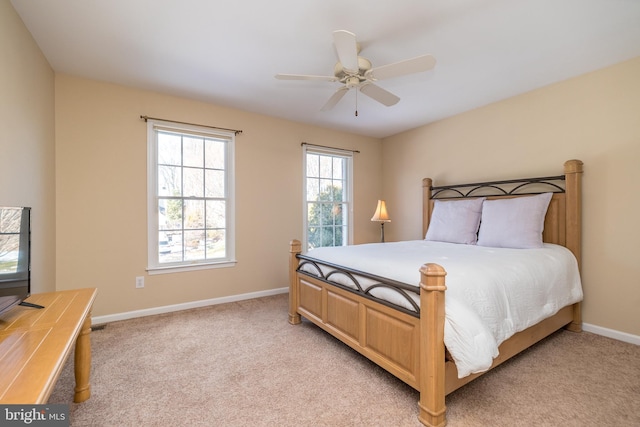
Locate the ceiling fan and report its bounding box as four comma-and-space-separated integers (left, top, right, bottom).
275, 30, 436, 114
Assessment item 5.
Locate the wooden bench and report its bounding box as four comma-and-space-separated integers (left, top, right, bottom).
0, 288, 97, 404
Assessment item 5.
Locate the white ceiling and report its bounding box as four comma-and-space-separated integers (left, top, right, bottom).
11, 0, 640, 138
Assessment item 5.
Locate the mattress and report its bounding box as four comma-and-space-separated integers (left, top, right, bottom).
299, 240, 583, 378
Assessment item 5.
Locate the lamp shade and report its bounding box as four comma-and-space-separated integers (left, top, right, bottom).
371, 200, 390, 222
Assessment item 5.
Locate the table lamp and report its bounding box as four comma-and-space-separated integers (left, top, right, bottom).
371, 200, 390, 242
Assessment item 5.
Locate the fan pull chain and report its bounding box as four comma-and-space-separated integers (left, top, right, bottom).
355, 89, 358, 117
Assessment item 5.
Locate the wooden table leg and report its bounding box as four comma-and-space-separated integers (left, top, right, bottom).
73, 314, 92, 403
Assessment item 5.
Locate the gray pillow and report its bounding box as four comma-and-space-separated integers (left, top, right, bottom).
425, 198, 485, 244
477, 193, 553, 249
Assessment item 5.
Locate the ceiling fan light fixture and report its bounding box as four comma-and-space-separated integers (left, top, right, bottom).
346, 76, 361, 88
333, 56, 372, 80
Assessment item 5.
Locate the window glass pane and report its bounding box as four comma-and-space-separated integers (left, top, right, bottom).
184, 230, 205, 261
157, 132, 182, 166
319, 179, 334, 200
158, 202, 169, 231
332, 180, 344, 202
183, 167, 203, 198
184, 200, 205, 229
306, 178, 319, 202
332, 157, 344, 179
307, 227, 318, 250
205, 139, 225, 169
183, 136, 203, 168
320, 203, 333, 226
332, 203, 343, 225
205, 169, 225, 198
158, 165, 181, 197
306, 224, 326, 249
319, 156, 333, 178
206, 200, 226, 229
306, 154, 319, 177
335, 226, 344, 246
158, 231, 171, 263
307, 203, 319, 225
206, 229, 225, 259
159, 231, 182, 263
161, 199, 183, 230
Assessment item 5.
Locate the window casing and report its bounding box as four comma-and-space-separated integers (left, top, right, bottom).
303, 145, 353, 252
147, 120, 235, 273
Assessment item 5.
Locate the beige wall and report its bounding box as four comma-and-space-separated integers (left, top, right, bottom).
382, 57, 640, 336
54, 75, 382, 317
0, 1, 56, 293
6, 0, 638, 335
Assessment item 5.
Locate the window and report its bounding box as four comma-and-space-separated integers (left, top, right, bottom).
147, 119, 235, 273
303, 145, 353, 251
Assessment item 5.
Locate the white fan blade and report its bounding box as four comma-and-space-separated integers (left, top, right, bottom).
366, 54, 436, 81
275, 73, 338, 82
321, 87, 349, 111
333, 30, 359, 73
359, 83, 400, 106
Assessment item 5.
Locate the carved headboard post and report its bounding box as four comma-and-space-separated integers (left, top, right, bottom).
563, 159, 584, 271
563, 159, 584, 333
422, 178, 433, 239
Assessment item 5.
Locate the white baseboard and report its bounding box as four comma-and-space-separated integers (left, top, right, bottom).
583, 322, 640, 346
92, 295, 639, 347
91, 287, 288, 326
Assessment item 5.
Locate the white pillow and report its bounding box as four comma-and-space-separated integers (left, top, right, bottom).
476, 193, 553, 249
425, 198, 485, 244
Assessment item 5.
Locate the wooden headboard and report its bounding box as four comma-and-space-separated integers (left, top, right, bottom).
422, 160, 584, 268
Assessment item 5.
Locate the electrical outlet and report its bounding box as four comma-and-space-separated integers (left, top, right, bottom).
135, 276, 144, 289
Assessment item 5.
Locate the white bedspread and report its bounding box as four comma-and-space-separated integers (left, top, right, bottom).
303, 240, 583, 378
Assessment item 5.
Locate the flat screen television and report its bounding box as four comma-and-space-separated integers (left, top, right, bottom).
0, 206, 31, 316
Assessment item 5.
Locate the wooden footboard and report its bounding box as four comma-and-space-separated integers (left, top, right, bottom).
289, 240, 423, 387
288, 244, 454, 427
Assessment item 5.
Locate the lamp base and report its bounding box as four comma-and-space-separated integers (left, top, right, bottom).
380, 222, 385, 243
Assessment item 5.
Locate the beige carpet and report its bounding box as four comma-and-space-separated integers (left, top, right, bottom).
49, 294, 640, 426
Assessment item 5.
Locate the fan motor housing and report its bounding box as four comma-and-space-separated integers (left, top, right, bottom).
334, 56, 372, 81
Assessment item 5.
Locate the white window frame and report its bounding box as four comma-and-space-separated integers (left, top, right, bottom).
302, 144, 354, 252
147, 119, 236, 274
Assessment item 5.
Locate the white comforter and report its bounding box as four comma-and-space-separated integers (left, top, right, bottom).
303, 240, 583, 378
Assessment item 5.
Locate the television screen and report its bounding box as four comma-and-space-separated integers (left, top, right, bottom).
0, 207, 31, 316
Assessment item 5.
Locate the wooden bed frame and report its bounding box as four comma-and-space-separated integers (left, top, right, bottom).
288, 159, 583, 427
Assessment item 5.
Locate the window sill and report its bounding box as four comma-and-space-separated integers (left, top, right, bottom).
147, 260, 237, 275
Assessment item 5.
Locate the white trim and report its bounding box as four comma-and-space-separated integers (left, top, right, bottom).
91, 287, 288, 325
301, 147, 308, 249
582, 322, 640, 346
303, 143, 354, 157
147, 259, 237, 275
147, 120, 159, 268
